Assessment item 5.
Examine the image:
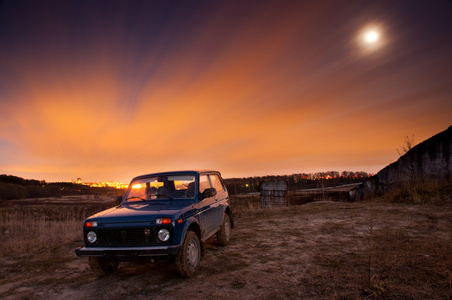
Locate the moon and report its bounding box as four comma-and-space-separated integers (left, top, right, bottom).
356, 26, 383, 53
365, 31, 379, 43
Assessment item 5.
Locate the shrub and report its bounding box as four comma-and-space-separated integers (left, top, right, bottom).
0, 183, 28, 200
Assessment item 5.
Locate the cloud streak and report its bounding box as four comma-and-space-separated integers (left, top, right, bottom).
1, 0, 451, 182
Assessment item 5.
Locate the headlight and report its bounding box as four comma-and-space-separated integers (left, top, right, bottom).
158, 229, 170, 242
87, 231, 97, 243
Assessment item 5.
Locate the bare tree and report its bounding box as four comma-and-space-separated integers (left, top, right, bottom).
397, 135, 415, 157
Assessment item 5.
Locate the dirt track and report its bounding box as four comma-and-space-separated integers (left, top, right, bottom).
1, 200, 451, 299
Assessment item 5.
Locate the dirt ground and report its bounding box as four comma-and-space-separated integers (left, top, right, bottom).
1, 200, 451, 299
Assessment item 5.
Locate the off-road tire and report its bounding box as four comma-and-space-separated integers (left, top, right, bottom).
175, 231, 201, 277
89, 257, 119, 277
217, 214, 231, 246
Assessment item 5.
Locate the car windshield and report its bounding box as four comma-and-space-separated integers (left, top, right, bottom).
124, 174, 196, 202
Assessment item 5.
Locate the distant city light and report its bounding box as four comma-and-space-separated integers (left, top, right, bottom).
69, 178, 128, 189
132, 183, 144, 189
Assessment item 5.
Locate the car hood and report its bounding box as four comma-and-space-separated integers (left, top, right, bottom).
88, 200, 195, 224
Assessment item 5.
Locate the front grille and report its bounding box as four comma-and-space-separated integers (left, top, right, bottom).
93, 227, 171, 246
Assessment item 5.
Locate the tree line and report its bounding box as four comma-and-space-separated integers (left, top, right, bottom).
1, 171, 371, 200
0, 174, 120, 200
224, 171, 371, 195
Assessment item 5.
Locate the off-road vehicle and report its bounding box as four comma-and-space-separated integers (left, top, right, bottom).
75, 170, 232, 277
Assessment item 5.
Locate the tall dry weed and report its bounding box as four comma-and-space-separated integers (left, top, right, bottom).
384, 181, 451, 204
0, 204, 111, 256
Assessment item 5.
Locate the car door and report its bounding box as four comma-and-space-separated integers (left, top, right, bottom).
208, 173, 228, 231
197, 174, 218, 240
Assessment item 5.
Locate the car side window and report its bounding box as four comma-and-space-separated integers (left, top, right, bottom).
199, 175, 211, 194
210, 174, 225, 193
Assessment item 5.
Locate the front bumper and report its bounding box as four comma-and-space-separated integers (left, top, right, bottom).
75, 245, 181, 257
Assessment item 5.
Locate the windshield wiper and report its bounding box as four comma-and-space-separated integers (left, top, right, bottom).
126, 196, 147, 201
155, 195, 174, 200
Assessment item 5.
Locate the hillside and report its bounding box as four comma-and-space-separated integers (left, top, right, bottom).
351, 125, 452, 201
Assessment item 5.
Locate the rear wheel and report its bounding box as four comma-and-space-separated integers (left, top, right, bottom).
175, 231, 201, 277
89, 257, 119, 277
217, 214, 231, 246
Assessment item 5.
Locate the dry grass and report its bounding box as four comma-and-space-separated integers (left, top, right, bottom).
381, 181, 452, 204
0, 189, 451, 299
0, 199, 113, 256
230, 194, 260, 216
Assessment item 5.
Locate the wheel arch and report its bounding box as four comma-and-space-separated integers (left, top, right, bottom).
186, 220, 201, 240
225, 206, 234, 228
184, 220, 205, 257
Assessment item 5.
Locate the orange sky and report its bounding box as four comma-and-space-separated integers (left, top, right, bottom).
1, 1, 451, 183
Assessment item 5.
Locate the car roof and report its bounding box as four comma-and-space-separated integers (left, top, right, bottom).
131, 170, 221, 181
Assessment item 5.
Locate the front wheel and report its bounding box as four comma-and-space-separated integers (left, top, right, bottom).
217, 214, 231, 246
89, 257, 119, 277
175, 231, 201, 277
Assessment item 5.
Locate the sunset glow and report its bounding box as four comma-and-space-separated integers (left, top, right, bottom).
0, 1, 451, 183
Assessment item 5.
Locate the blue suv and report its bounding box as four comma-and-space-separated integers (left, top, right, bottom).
75, 170, 233, 277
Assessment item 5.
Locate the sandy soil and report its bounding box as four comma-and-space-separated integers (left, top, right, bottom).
1, 200, 451, 299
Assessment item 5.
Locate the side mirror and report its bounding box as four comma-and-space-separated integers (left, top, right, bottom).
201, 188, 217, 200
113, 195, 122, 205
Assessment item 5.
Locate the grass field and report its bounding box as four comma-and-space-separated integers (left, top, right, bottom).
0, 191, 451, 299
0, 196, 113, 256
